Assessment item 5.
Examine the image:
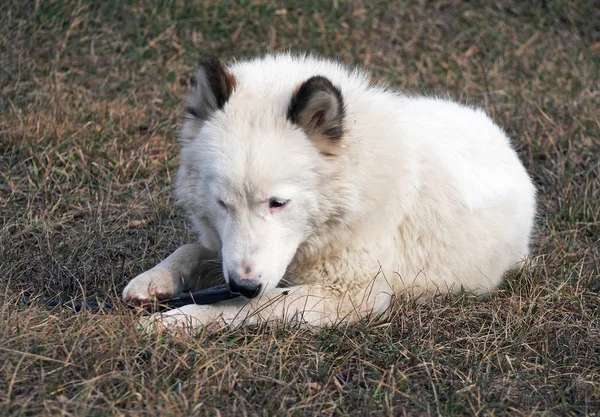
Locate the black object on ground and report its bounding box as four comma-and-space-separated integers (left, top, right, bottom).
18, 283, 241, 314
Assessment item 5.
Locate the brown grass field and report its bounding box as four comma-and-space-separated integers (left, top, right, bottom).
1, 1, 599, 415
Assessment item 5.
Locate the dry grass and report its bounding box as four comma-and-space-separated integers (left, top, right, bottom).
1, 0, 599, 415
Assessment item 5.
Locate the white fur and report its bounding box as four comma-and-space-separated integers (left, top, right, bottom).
123, 54, 536, 332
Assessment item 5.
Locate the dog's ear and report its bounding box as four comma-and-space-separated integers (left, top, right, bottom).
185, 55, 237, 122
287, 76, 345, 155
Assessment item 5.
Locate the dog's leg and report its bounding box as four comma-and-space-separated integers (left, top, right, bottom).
122, 244, 219, 304
145, 282, 393, 333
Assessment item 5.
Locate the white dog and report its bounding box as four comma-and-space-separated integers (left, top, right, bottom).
122, 54, 536, 332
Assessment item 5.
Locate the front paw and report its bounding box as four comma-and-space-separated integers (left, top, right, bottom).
140, 304, 256, 335
140, 305, 217, 335
122, 268, 182, 305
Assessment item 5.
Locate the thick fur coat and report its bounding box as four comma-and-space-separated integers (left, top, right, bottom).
122, 54, 536, 331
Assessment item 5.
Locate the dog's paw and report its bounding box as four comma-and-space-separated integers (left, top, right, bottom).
122, 268, 182, 305
140, 305, 219, 336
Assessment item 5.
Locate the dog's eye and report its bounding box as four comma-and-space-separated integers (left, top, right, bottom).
268, 198, 289, 210
217, 199, 228, 210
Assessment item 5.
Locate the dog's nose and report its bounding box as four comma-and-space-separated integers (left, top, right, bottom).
239, 263, 253, 279
228, 271, 262, 298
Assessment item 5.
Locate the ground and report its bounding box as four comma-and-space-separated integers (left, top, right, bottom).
1, 1, 599, 416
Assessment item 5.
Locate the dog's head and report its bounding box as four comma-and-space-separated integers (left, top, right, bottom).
175, 55, 352, 297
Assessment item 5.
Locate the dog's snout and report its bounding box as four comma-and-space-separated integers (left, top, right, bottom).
228, 271, 262, 298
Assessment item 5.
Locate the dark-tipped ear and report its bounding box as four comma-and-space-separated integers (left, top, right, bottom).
287, 76, 345, 154
185, 55, 237, 122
